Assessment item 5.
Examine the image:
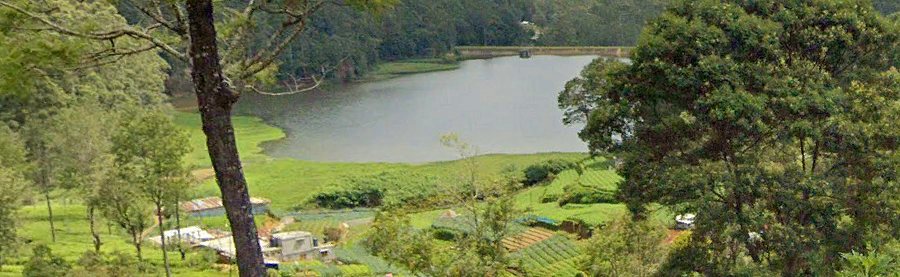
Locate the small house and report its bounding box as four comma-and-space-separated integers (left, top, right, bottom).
268, 231, 334, 261
181, 197, 271, 217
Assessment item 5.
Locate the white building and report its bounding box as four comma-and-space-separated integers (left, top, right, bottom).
148, 226, 215, 246
199, 231, 333, 264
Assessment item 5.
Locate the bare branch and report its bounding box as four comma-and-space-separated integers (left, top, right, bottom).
122, 0, 183, 35
245, 56, 348, 96
247, 75, 325, 96
238, 0, 327, 80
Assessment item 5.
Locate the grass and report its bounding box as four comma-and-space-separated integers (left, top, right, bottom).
9, 205, 225, 277
514, 160, 628, 226
192, 152, 586, 213
174, 111, 285, 169
364, 58, 460, 81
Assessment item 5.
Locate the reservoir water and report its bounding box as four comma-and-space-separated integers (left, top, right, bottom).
235, 55, 598, 162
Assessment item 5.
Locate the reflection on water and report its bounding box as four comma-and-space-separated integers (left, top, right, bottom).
235, 55, 598, 162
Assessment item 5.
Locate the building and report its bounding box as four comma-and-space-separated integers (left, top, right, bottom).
268, 231, 333, 261
148, 226, 215, 246
181, 197, 271, 217
199, 231, 333, 266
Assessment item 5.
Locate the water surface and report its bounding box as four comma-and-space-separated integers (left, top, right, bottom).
236, 55, 597, 162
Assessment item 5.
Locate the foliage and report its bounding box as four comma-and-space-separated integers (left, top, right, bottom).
0, 0, 167, 123
312, 171, 444, 209
534, 0, 669, 46
836, 241, 900, 277
22, 244, 70, 277
0, 124, 27, 266
514, 161, 630, 226
523, 159, 577, 186
559, 58, 628, 126
69, 250, 139, 277
571, 0, 899, 274
366, 210, 437, 274
579, 217, 667, 277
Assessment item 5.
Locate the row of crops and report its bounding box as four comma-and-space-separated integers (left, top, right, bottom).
333, 243, 411, 276
502, 227, 556, 252
577, 169, 622, 191
509, 235, 583, 276
278, 260, 372, 276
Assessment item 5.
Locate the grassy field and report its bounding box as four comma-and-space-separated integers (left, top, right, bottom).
364, 59, 460, 81
174, 112, 285, 169
7, 205, 226, 277
191, 152, 587, 213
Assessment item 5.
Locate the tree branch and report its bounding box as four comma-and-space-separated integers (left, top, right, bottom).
0, 1, 187, 61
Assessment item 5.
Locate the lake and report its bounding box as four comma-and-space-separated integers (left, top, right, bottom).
235, 55, 598, 163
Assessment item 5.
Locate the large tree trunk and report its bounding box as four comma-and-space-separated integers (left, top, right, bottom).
157, 204, 172, 277
185, 1, 266, 276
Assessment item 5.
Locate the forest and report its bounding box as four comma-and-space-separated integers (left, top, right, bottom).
0, 0, 898, 276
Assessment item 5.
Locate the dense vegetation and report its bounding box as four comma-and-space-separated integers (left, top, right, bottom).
564, 0, 900, 275
0, 0, 897, 276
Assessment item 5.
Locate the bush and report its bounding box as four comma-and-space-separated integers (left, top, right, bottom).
185, 248, 219, 270
579, 217, 667, 276
312, 171, 443, 209
323, 227, 344, 243
22, 245, 70, 277
522, 159, 577, 186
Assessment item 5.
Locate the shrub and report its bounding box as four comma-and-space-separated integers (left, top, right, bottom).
523, 159, 577, 186
185, 248, 218, 270
323, 227, 344, 243
22, 245, 70, 277
312, 171, 443, 209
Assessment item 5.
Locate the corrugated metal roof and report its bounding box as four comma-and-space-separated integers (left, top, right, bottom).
181, 196, 271, 212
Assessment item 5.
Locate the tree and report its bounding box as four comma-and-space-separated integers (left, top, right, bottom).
568, 0, 898, 274
45, 102, 116, 253
579, 216, 667, 277
0, 124, 28, 268
110, 112, 190, 276
99, 164, 152, 263
0, 0, 168, 244
367, 135, 520, 276
0, 1, 393, 275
